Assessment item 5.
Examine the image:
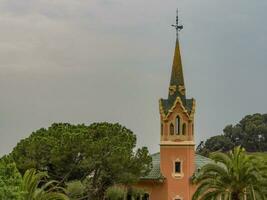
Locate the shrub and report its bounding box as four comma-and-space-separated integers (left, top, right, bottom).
106, 186, 126, 200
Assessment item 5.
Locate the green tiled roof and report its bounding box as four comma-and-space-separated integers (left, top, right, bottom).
141, 153, 163, 180
161, 98, 194, 116
140, 152, 212, 181
195, 154, 213, 170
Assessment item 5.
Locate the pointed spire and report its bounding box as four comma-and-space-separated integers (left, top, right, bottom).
170, 39, 185, 87
168, 10, 186, 99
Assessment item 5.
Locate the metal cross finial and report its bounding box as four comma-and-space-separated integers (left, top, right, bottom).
172, 9, 183, 39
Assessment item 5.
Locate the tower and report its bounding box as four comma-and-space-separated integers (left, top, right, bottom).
159, 10, 196, 200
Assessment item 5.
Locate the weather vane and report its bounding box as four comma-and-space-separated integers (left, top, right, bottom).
172, 9, 183, 39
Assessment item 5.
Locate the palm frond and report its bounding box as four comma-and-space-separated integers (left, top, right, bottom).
20, 168, 69, 200
193, 147, 266, 200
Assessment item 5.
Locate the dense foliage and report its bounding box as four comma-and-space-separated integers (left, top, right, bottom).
0, 156, 68, 200
197, 113, 267, 156
105, 186, 126, 200
0, 156, 23, 200
66, 181, 85, 200
193, 146, 267, 200
11, 122, 152, 200
105, 186, 147, 200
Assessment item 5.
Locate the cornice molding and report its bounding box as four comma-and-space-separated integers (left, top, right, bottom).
160, 140, 195, 146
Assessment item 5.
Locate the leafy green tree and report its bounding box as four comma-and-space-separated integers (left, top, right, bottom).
0, 156, 23, 200
106, 186, 126, 200
12, 122, 152, 200
231, 113, 267, 151
197, 135, 234, 156
193, 147, 267, 200
197, 113, 267, 156
80, 123, 152, 200
21, 168, 69, 200
12, 123, 92, 181
66, 181, 86, 200
105, 186, 146, 200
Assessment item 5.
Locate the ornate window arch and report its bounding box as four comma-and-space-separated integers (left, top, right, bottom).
170, 123, 174, 135
175, 115, 180, 135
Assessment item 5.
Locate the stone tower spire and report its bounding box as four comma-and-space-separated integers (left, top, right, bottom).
159, 10, 195, 135
158, 10, 196, 199
169, 9, 186, 101
169, 39, 186, 99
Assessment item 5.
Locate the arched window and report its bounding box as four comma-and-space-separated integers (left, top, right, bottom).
161, 124, 163, 136
170, 123, 174, 135
182, 123, 186, 135
175, 116, 180, 135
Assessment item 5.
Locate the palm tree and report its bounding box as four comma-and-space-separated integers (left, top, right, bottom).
21, 168, 69, 200
192, 146, 267, 200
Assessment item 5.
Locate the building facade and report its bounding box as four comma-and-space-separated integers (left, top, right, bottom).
135, 13, 210, 200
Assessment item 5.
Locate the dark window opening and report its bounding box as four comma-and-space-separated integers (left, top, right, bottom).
127, 194, 131, 200
176, 116, 180, 135
175, 161, 181, 173
143, 193, 149, 200
161, 124, 163, 136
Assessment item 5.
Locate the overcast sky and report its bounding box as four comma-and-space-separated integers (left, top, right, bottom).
0, 0, 267, 156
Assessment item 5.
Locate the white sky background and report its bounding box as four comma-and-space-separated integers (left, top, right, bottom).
0, 0, 267, 156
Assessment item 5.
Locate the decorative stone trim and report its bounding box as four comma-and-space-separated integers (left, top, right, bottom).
178, 85, 185, 95
169, 85, 177, 95
173, 195, 183, 200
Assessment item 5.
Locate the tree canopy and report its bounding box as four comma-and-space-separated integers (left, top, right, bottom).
11, 122, 152, 200
197, 113, 267, 156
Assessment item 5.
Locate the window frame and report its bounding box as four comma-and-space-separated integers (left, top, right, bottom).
172, 158, 184, 178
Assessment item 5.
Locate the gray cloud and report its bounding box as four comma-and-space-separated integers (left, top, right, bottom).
0, 0, 267, 156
